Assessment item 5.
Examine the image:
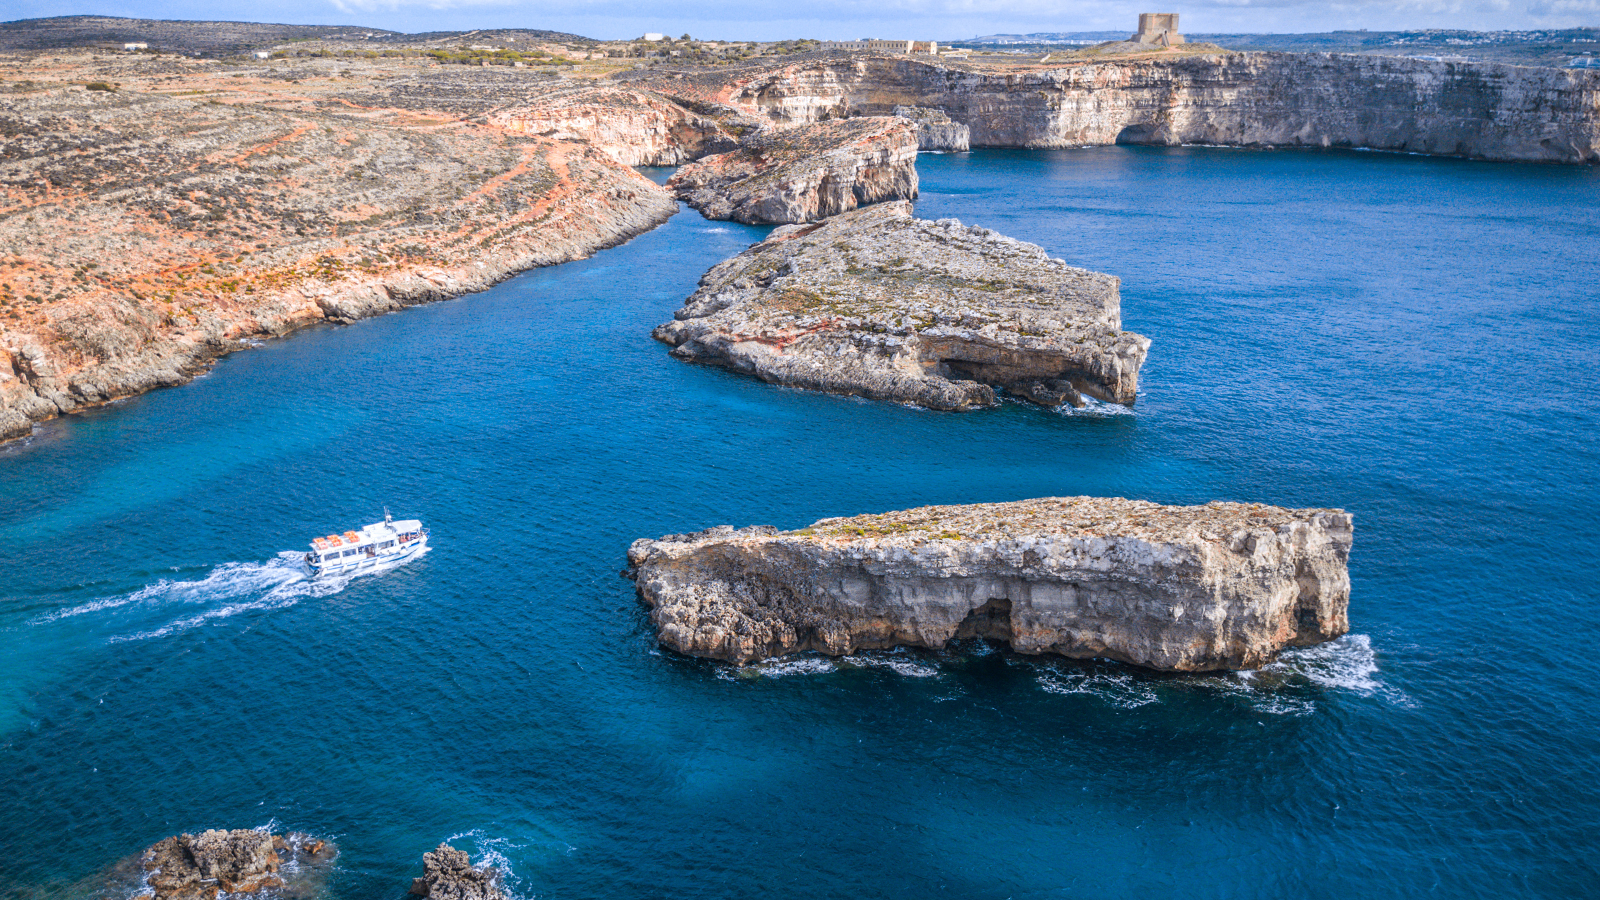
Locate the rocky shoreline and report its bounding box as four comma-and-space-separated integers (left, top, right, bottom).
628, 497, 1354, 672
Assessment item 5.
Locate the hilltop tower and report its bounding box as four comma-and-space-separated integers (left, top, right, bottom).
1131, 13, 1185, 46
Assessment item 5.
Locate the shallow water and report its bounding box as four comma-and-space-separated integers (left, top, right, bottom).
2, 147, 1598, 899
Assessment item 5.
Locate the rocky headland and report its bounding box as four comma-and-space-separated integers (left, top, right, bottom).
628, 497, 1354, 672
0, 55, 677, 442
666, 116, 918, 224
653, 201, 1148, 409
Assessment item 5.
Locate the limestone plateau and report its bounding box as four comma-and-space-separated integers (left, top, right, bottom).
137, 829, 334, 900
655, 202, 1149, 409
628, 497, 1354, 672
667, 116, 919, 224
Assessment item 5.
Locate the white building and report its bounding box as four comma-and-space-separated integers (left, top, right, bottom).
642, 33, 666, 42
122, 42, 148, 51
820, 39, 936, 54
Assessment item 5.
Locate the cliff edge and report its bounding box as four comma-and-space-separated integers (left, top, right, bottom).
627, 497, 1354, 672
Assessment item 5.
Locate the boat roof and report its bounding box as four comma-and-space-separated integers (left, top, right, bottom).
309, 518, 424, 548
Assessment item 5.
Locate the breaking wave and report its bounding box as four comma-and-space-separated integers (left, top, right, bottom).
30, 548, 426, 643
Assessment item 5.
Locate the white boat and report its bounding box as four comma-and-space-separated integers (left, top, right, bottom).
304, 511, 428, 577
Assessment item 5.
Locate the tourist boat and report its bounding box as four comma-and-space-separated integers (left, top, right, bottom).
303, 511, 428, 577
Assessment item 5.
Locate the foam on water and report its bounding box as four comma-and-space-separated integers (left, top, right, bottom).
31, 548, 427, 643
1033, 666, 1161, 708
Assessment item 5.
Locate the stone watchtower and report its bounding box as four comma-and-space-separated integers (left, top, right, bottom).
1131, 13, 1185, 46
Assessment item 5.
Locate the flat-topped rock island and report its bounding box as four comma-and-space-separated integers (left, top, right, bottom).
654, 202, 1150, 409
628, 497, 1354, 672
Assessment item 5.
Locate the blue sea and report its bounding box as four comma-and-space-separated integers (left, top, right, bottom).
2, 148, 1598, 899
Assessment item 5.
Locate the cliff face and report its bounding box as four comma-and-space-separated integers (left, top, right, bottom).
654, 202, 1148, 409
0, 84, 676, 442
628, 498, 1354, 672
491, 85, 739, 166
893, 105, 970, 151
713, 53, 1600, 163
666, 116, 919, 224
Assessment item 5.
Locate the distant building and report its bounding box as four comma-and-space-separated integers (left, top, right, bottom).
122, 42, 148, 51
1130, 13, 1184, 46
642, 33, 666, 42
253, 51, 271, 59
820, 39, 937, 54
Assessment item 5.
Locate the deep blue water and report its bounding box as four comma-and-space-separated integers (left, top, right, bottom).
2, 147, 1598, 899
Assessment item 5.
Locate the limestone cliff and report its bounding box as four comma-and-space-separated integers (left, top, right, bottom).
893, 105, 970, 151
627, 497, 1354, 672
688, 53, 1600, 164
0, 84, 677, 442
667, 116, 919, 224
653, 202, 1148, 409
490, 85, 739, 166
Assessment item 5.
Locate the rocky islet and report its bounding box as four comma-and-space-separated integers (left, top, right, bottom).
628, 498, 1354, 672
655, 201, 1148, 409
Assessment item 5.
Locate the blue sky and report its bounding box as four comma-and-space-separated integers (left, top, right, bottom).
8, 0, 1599, 41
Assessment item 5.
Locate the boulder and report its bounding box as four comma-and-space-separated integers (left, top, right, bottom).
141, 829, 280, 900
627, 497, 1353, 672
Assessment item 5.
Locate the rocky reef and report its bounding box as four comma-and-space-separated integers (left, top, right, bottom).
653, 202, 1148, 409
666, 116, 918, 224
408, 843, 507, 900
893, 105, 970, 151
137, 829, 334, 900
627, 497, 1354, 672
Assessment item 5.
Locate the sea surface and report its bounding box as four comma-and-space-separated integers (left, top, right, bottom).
2, 148, 1598, 899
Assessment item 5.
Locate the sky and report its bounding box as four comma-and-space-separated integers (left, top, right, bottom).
7, 0, 1599, 42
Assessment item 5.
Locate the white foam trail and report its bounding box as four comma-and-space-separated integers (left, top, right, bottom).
1267, 633, 1409, 704
1034, 668, 1160, 708
841, 651, 941, 678
32, 556, 308, 625
720, 657, 839, 680
1054, 394, 1137, 418
29, 548, 427, 643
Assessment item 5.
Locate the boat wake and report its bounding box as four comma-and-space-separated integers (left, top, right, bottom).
30, 548, 426, 643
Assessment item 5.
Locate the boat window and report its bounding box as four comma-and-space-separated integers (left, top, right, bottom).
381, 541, 395, 549
344, 549, 358, 557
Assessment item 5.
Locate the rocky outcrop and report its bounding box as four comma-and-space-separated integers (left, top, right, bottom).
653, 202, 1148, 409
893, 105, 969, 151
0, 83, 677, 443
408, 844, 507, 900
699, 53, 1600, 164
141, 830, 280, 900
627, 497, 1354, 672
667, 116, 918, 224
491, 85, 739, 166
137, 829, 334, 900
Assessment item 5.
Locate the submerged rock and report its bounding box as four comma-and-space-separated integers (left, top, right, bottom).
408, 843, 507, 900
892, 106, 970, 151
667, 117, 918, 224
627, 497, 1353, 672
653, 201, 1149, 408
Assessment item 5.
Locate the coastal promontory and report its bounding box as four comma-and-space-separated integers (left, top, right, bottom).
627, 497, 1354, 672
653, 202, 1149, 409
666, 116, 919, 224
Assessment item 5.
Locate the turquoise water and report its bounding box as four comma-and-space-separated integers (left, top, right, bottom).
2, 148, 1598, 899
